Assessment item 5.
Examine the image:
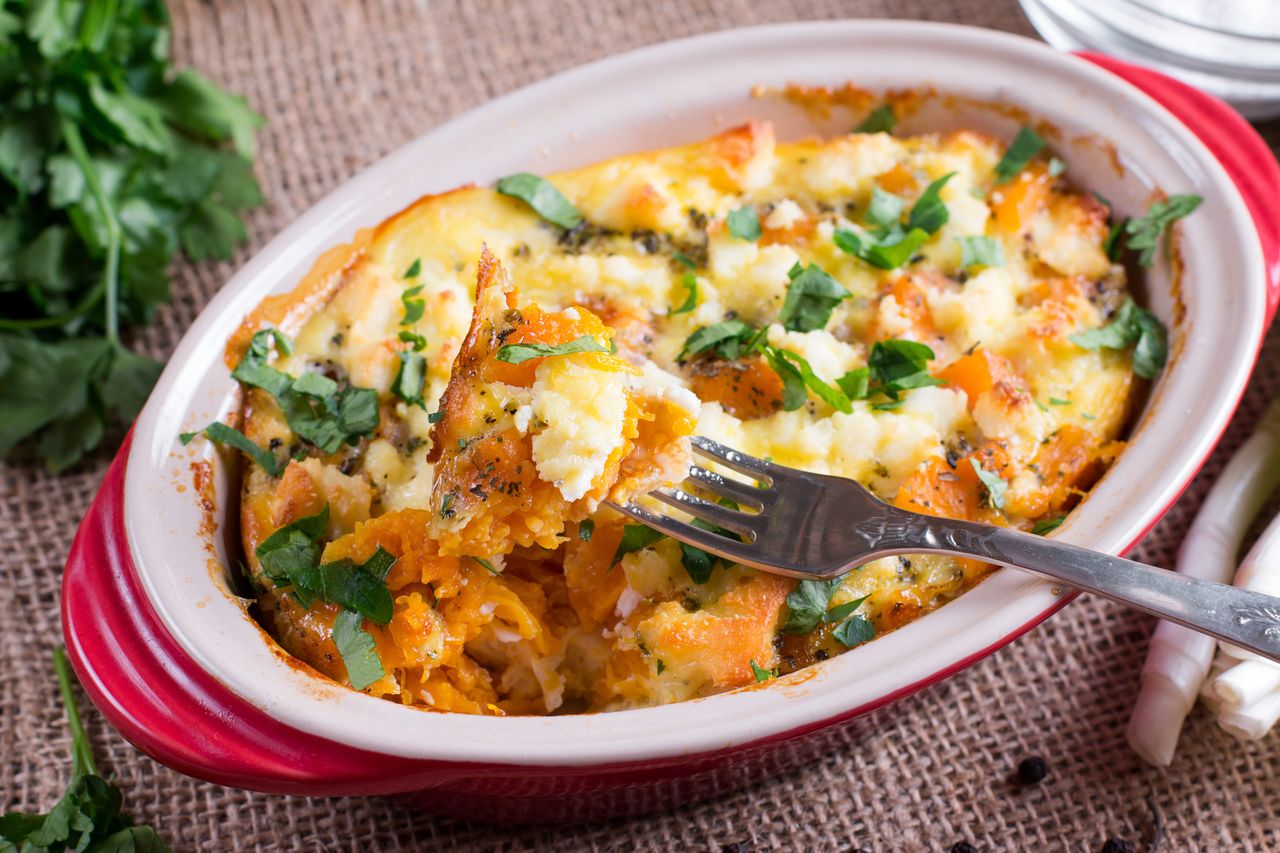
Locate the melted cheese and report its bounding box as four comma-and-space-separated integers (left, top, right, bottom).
237, 120, 1139, 715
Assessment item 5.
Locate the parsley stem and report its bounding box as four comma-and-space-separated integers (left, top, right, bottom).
0, 278, 107, 330
59, 117, 122, 344
53, 647, 98, 780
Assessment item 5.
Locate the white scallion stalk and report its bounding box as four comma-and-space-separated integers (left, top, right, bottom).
1126, 396, 1280, 766
1212, 658, 1280, 708
1198, 654, 1233, 712
1218, 689, 1280, 740
1222, 506, 1280, 661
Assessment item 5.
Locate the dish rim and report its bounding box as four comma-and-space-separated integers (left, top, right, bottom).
120, 19, 1266, 766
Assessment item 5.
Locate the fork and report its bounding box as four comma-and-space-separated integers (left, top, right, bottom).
606, 436, 1280, 665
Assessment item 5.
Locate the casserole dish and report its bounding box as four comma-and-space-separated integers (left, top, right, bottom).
62, 21, 1280, 821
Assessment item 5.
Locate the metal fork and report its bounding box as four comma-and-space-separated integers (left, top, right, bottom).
607, 436, 1280, 665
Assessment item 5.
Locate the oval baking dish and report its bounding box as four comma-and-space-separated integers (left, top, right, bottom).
63, 21, 1280, 822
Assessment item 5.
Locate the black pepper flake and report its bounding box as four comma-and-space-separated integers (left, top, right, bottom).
814, 649, 830, 661
1100, 841, 1134, 853
1017, 755, 1048, 786
268, 437, 282, 450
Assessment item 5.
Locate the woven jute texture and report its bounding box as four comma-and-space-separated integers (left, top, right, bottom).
4, 0, 1280, 849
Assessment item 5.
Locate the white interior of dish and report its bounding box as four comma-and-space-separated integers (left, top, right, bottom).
125, 21, 1265, 766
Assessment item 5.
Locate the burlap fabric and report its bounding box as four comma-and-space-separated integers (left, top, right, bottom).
4, 1, 1280, 849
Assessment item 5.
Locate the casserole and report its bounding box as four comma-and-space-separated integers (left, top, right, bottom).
62, 22, 1280, 821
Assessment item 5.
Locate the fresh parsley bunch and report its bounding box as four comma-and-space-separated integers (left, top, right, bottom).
0, 649, 169, 851
0, 0, 264, 471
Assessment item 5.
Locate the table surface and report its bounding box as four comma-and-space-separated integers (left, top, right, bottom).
4, 1, 1280, 849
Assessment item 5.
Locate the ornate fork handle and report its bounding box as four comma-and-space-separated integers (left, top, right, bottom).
891, 513, 1280, 664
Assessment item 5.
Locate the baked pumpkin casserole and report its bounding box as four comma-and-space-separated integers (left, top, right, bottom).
194, 119, 1161, 714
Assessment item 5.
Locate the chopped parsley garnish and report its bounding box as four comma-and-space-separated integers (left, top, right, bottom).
836, 367, 870, 400
231, 328, 294, 397
612, 524, 665, 566
957, 235, 1004, 269
393, 351, 427, 408
656, 659, 666, 674
1032, 516, 1066, 535
834, 227, 930, 270
994, 126, 1047, 184
905, 172, 956, 234
399, 329, 427, 351
332, 610, 384, 691
832, 613, 876, 648
781, 577, 845, 634
1069, 298, 1168, 379
671, 272, 698, 314
866, 187, 905, 228
970, 458, 1008, 511
1049, 397, 1071, 406
0, 649, 170, 851
427, 410, 445, 424
470, 556, 500, 574
578, 519, 595, 542
678, 319, 758, 361
778, 262, 850, 332
180, 421, 282, 477
678, 511, 741, 584
672, 250, 697, 269
832, 174, 951, 271
1123, 194, 1203, 268
823, 594, 869, 624
230, 328, 380, 454
401, 284, 426, 326
726, 205, 761, 241
496, 335, 608, 364
855, 104, 896, 134
404, 258, 422, 279
495, 173, 583, 229
866, 339, 944, 400
1048, 157, 1067, 178
750, 660, 775, 682
765, 347, 853, 414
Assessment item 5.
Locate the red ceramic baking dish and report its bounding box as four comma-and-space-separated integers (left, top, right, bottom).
62, 22, 1280, 822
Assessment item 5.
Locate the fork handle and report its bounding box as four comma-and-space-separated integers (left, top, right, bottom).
918, 520, 1280, 665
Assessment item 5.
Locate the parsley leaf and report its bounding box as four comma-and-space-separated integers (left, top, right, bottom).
868, 339, 943, 400
1123, 194, 1203, 268
905, 172, 955, 234
578, 519, 594, 542
1033, 516, 1065, 535
404, 258, 422, 279
678, 320, 759, 362
393, 351, 427, 408
495, 173, 583, 229
833, 226, 929, 270
750, 660, 775, 682
994, 126, 1047, 184
837, 367, 870, 400
778, 262, 850, 332
612, 524, 665, 566
866, 187, 905, 228
970, 458, 1008, 510
765, 347, 853, 414
957, 235, 1005, 269
180, 421, 282, 477
399, 329, 427, 351
832, 615, 876, 648
726, 205, 761, 241
496, 335, 608, 364
671, 271, 698, 314
0, 649, 170, 851
401, 284, 426, 325
332, 610, 385, 691
1069, 299, 1168, 379
782, 577, 845, 634
855, 104, 896, 134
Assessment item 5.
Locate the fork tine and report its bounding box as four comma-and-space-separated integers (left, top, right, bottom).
685, 465, 772, 510
609, 500, 755, 562
651, 488, 761, 539
690, 436, 776, 483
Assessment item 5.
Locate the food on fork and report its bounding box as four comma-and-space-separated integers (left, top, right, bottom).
188, 117, 1181, 714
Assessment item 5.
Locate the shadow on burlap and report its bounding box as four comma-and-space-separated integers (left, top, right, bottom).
3, 0, 1279, 849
